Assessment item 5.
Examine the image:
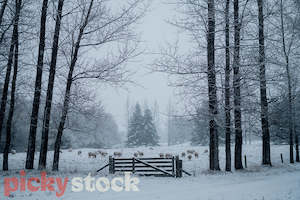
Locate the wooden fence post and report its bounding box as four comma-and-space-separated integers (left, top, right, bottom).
172, 156, 175, 177
175, 156, 182, 178
109, 156, 115, 174
281, 153, 284, 163
132, 157, 135, 174
244, 155, 247, 168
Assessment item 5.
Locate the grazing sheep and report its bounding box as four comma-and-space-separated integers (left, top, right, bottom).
187, 150, 195, 154
165, 153, 173, 158
68, 148, 72, 152
11, 149, 16, 154
101, 152, 108, 157
187, 155, 192, 160
113, 152, 122, 157
138, 151, 144, 157
203, 149, 208, 154
88, 152, 97, 158
77, 151, 82, 155
134, 152, 139, 157
181, 152, 186, 157
159, 153, 164, 158
194, 152, 199, 158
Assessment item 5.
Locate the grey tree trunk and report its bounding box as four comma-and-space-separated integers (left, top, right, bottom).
38, 0, 64, 170
3, 0, 21, 171
26, 0, 49, 169
257, 0, 271, 166
233, 0, 243, 170
52, 0, 94, 171
0, 0, 20, 147
225, 0, 231, 172
296, 133, 299, 162
207, 0, 220, 171
0, 0, 8, 27
280, 0, 294, 164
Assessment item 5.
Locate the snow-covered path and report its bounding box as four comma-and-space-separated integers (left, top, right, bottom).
61, 169, 300, 200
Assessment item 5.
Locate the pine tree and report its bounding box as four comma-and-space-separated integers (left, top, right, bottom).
142, 108, 159, 146
127, 103, 144, 147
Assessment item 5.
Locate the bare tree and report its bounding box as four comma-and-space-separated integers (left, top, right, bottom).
280, 0, 294, 164
26, 0, 49, 169
207, 0, 220, 171
38, 0, 64, 170
257, 0, 271, 166
0, 0, 8, 28
52, 0, 146, 171
3, 0, 21, 171
224, 0, 231, 172
233, 0, 243, 170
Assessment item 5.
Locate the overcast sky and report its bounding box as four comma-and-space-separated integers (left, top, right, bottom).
98, 0, 179, 137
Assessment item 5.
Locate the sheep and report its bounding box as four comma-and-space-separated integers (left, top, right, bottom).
187, 150, 195, 154
113, 152, 122, 157
203, 149, 208, 154
187, 154, 192, 160
159, 153, 164, 158
165, 153, 173, 158
68, 148, 72, 152
138, 151, 144, 157
88, 152, 97, 158
101, 152, 108, 157
11, 149, 16, 154
181, 152, 186, 157
77, 151, 82, 155
194, 152, 199, 158
133, 152, 139, 157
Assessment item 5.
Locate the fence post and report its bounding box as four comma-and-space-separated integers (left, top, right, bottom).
132, 157, 135, 174
109, 156, 115, 174
175, 156, 182, 178
244, 155, 247, 168
172, 156, 175, 177
281, 153, 284, 163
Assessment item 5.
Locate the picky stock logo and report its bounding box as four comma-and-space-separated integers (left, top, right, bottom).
2, 171, 139, 197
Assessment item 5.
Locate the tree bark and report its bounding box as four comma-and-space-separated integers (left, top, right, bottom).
225, 0, 231, 172
296, 133, 299, 162
3, 0, 21, 171
0, 0, 20, 147
0, 0, 8, 28
233, 0, 243, 170
280, 0, 294, 164
38, 0, 64, 170
26, 0, 49, 169
207, 0, 220, 171
52, 0, 94, 171
257, 0, 271, 166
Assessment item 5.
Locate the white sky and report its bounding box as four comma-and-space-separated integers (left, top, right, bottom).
98, 0, 179, 135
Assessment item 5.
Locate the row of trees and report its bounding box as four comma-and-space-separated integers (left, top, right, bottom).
0, 0, 147, 171
155, 0, 300, 171
127, 103, 159, 147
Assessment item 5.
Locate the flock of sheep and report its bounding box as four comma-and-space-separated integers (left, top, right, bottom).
77, 148, 209, 161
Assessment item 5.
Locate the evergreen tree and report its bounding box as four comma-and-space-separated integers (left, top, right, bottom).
127, 103, 144, 147
142, 108, 159, 146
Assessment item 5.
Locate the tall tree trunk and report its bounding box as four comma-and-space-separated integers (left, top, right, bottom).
233, 0, 243, 170
257, 0, 271, 166
225, 0, 231, 172
296, 131, 299, 162
38, 0, 64, 170
3, 0, 21, 171
280, 0, 294, 164
25, 0, 49, 169
0, 0, 8, 28
52, 0, 94, 171
0, 0, 20, 146
207, 0, 220, 171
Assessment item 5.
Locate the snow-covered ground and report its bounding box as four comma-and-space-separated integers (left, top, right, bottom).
0, 142, 300, 199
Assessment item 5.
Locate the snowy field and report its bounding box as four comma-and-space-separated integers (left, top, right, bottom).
0, 142, 300, 200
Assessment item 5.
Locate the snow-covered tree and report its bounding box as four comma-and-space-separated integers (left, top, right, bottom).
142, 108, 159, 146
127, 103, 144, 147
